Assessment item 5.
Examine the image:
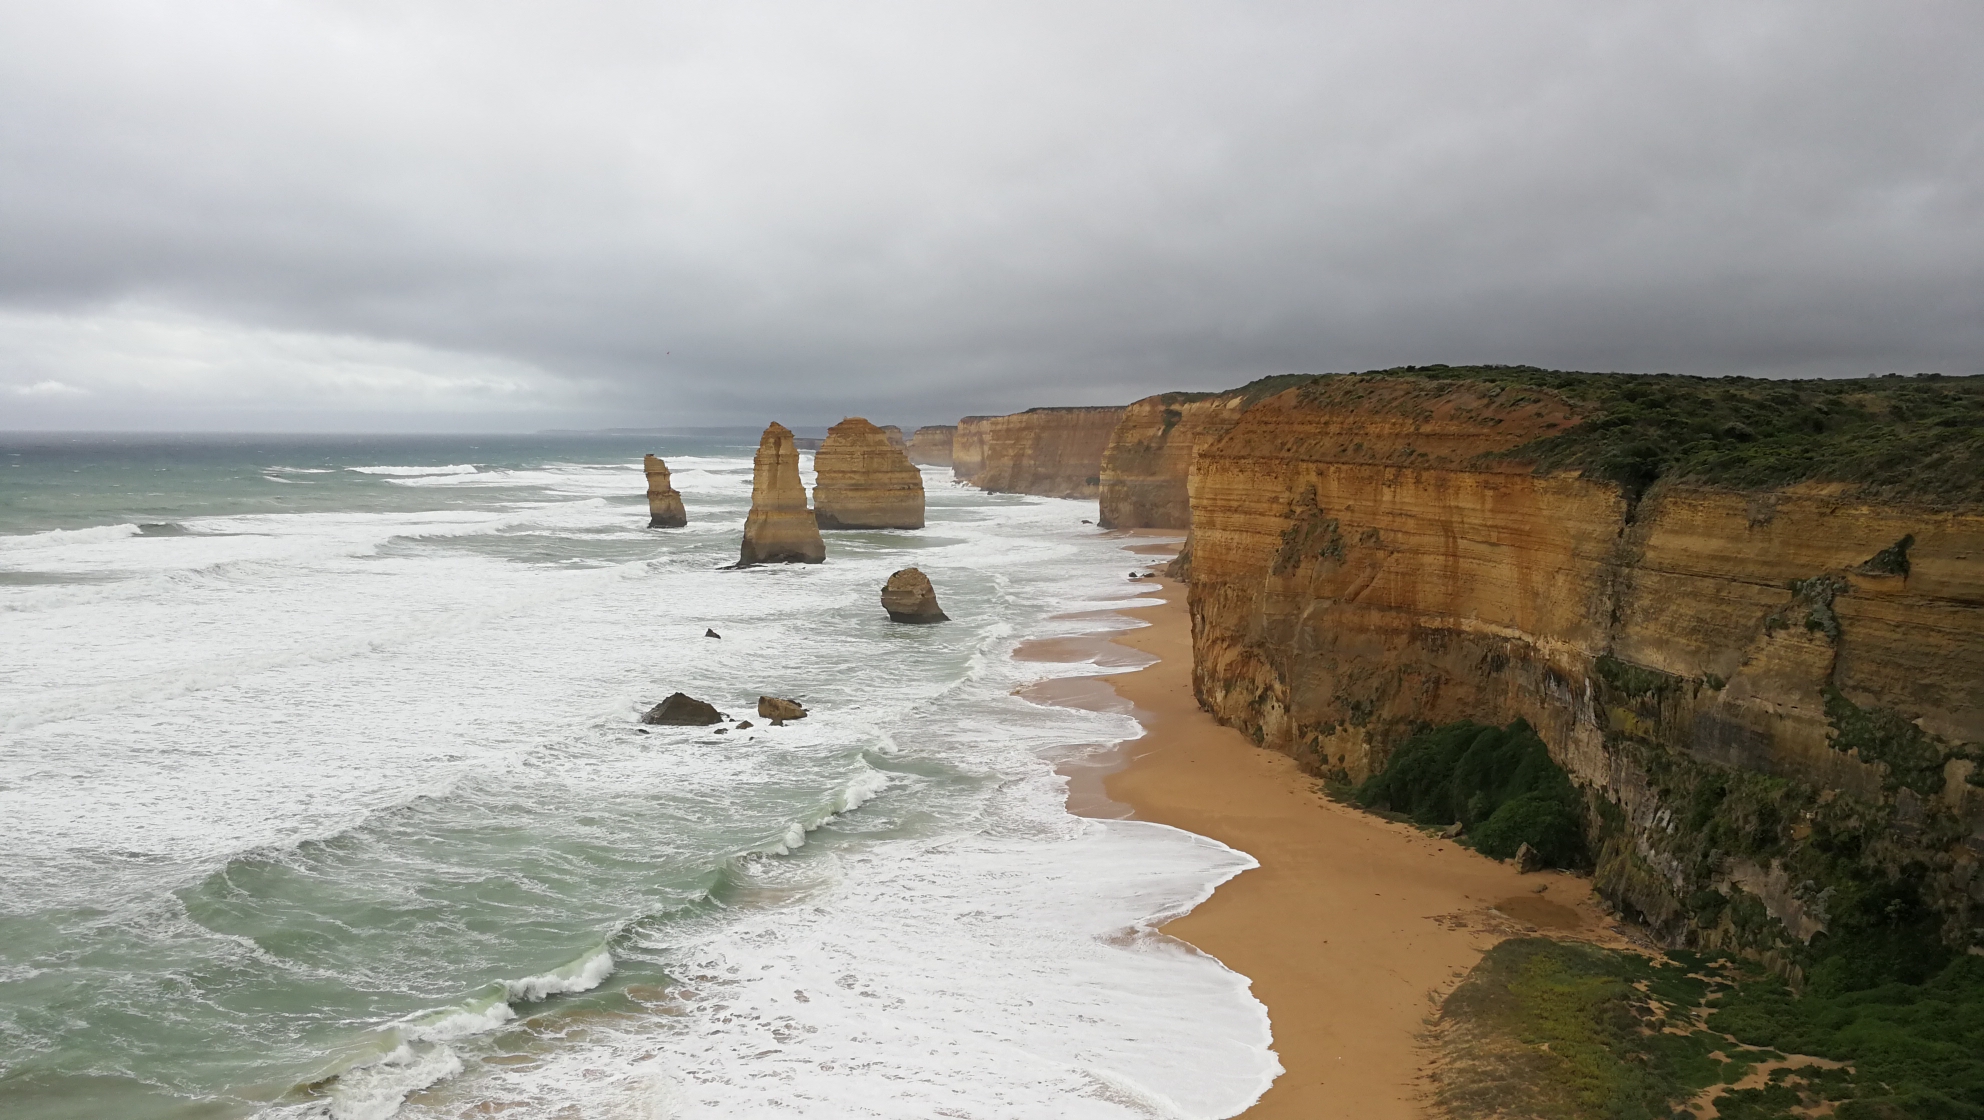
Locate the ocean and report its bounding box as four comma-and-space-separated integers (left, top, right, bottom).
0, 432, 1278, 1119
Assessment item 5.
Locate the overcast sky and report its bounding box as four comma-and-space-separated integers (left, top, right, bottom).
2, 2, 1980, 431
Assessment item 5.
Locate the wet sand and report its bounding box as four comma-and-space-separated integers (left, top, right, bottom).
1016, 548, 1617, 1119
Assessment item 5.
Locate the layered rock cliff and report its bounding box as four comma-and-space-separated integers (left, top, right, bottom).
962, 406, 1126, 500
1180, 370, 1984, 964
1097, 378, 1311, 529
738, 422, 826, 565
643, 453, 687, 528
812, 417, 925, 530
907, 425, 955, 468
951, 416, 993, 482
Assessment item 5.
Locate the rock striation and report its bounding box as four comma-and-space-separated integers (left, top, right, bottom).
1097, 377, 1309, 529
643, 454, 688, 528
907, 425, 956, 467
738, 422, 827, 566
881, 567, 948, 623
951, 416, 994, 482
879, 425, 908, 451
812, 417, 926, 530
959, 406, 1127, 499
642, 693, 723, 725
1180, 370, 1984, 963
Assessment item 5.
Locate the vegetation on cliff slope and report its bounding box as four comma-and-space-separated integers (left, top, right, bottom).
1355, 719, 1588, 868
1437, 938, 1984, 1120
1287, 365, 1984, 505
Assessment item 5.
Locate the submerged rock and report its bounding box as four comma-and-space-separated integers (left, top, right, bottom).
641, 692, 723, 726
758, 696, 807, 721
881, 567, 949, 623
812, 417, 925, 530
738, 423, 826, 566
643, 454, 688, 528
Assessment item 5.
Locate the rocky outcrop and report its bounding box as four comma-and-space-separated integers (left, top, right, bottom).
1097, 377, 1310, 529
812, 417, 926, 530
879, 425, 907, 451
963, 406, 1126, 499
952, 416, 994, 482
642, 693, 723, 725
758, 696, 807, 721
1183, 373, 1984, 962
907, 425, 956, 467
881, 567, 948, 623
738, 422, 827, 566
643, 454, 688, 528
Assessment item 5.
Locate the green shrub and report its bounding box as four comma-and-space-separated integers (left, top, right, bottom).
1356, 719, 1589, 867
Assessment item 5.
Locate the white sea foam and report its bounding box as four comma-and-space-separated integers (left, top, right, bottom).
345, 464, 479, 476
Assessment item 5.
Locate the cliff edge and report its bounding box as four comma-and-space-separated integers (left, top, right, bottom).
1181, 367, 1984, 966
960, 406, 1126, 500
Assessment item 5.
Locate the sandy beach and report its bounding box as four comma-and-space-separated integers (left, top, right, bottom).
1018, 546, 1619, 1119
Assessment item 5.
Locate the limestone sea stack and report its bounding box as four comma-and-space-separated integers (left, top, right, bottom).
881, 567, 948, 623
907, 425, 955, 467
812, 417, 926, 530
643, 454, 688, 528
879, 425, 908, 451
738, 422, 826, 566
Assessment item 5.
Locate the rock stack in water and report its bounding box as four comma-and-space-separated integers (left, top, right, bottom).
881, 567, 948, 623
738, 422, 826, 566
812, 417, 926, 530
643, 454, 687, 528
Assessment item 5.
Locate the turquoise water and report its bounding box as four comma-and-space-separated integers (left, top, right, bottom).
0, 433, 1275, 1119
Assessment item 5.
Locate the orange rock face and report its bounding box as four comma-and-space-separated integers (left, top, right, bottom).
738, 422, 826, 565
1183, 374, 1984, 946
1098, 393, 1256, 529
906, 425, 955, 467
812, 417, 925, 530
643, 454, 687, 528
951, 416, 994, 482
965, 406, 1126, 499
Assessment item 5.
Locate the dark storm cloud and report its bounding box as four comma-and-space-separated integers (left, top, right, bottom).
1, 1, 1980, 429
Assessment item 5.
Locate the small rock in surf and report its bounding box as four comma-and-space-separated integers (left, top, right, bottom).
641, 692, 724, 726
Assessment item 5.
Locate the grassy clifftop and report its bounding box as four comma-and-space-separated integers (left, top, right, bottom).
1265, 365, 1984, 505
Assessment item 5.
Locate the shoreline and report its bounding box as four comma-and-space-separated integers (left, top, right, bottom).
1017, 543, 1621, 1119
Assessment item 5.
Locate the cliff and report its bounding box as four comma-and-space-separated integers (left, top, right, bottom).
1182, 369, 1984, 965
1097, 377, 1312, 529
643, 453, 687, 528
907, 425, 955, 468
812, 417, 925, 530
951, 416, 994, 482
965, 406, 1127, 500
878, 425, 907, 451
738, 422, 826, 565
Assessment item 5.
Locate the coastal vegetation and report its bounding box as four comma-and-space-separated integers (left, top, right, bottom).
1436, 938, 1984, 1119
1312, 364, 1984, 505
1354, 719, 1587, 868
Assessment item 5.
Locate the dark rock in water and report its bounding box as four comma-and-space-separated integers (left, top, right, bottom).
635, 728, 650, 735
758, 696, 807, 721
1128, 572, 1140, 580
641, 692, 724, 726
1081, 519, 1093, 524
880, 567, 948, 623
714, 728, 729, 734
735, 720, 753, 730
705, 628, 721, 638
1514, 842, 1546, 873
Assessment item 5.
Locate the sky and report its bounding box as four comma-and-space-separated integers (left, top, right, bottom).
2, 1, 1980, 432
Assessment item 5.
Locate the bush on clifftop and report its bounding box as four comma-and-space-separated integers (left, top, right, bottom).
1355, 719, 1588, 868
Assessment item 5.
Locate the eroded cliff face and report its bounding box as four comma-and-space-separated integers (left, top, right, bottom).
1184, 375, 1984, 961
1098, 393, 1251, 529
966, 406, 1126, 500
951, 416, 993, 482
812, 417, 925, 530
907, 425, 955, 468
739, 422, 826, 565
643, 454, 687, 528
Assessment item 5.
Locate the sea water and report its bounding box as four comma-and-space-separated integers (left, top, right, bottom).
0, 432, 1279, 1119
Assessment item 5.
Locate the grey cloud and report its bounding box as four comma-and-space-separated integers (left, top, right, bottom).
0, 0, 1979, 430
